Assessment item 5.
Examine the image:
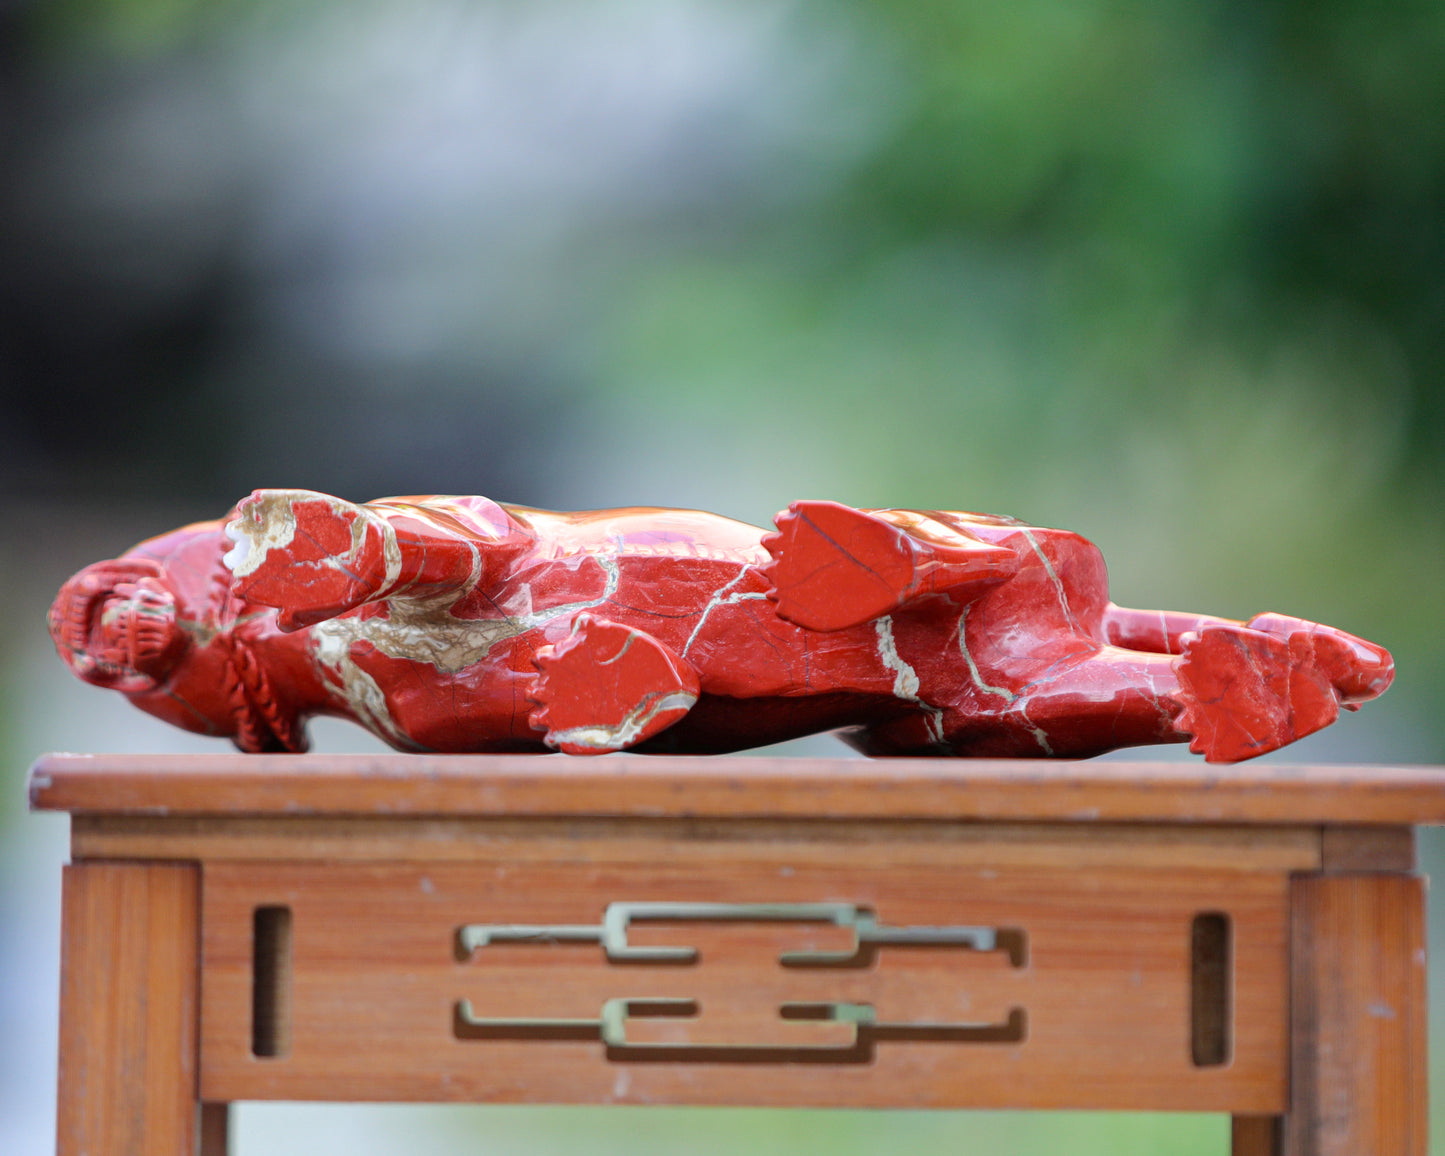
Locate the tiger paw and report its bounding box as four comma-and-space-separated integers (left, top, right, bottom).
761, 500, 1016, 632
1245, 613, 1394, 706
223, 489, 394, 631
529, 614, 700, 754
1172, 625, 1339, 762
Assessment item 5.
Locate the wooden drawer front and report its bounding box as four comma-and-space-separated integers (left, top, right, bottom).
200, 857, 1288, 1111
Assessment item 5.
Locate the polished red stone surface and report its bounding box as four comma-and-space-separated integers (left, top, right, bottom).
48, 492, 1394, 762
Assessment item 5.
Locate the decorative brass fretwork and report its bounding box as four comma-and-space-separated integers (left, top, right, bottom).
457, 900, 1012, 963
453, 901, 1026, 1061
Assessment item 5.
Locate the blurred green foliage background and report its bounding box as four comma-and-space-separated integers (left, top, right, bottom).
1, 0, 1442, 1150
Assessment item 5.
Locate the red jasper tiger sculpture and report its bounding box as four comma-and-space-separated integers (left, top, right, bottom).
48, 490, 1393, 762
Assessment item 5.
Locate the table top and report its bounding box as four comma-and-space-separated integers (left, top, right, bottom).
27, 752, 1445, 825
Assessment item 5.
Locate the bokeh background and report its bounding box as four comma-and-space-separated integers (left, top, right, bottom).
2, 0, 1442, 1151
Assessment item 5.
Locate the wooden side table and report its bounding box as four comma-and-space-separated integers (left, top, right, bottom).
30, 754, 1441, 1156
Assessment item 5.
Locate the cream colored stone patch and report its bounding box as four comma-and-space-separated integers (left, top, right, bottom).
874, 615, 920, 699
309, 553, 623, 744
546, 690, 698, 752
344, 504, 403, 594
312, 626, 418, 749
874, 614, 945, 743
223, 491, 300, 577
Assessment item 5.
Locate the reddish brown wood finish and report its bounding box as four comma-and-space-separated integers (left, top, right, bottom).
198, 856, 1291, 1110
33, 757, 1436, 1153
1286, 874, 1427, 1156
28, 753, 1445, 825
1319, 825, 1415, 872
66, 815, 1324, 870
57, 862, 201, 1156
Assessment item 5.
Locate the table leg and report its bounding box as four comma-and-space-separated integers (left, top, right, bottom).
200, 1102, 230, 1156
1285, 873, 1427, 1156
1232, 1114, 1281, 1154
57, 862, 201, 1156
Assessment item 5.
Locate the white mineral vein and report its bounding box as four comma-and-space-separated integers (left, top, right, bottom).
956, 604, 1017, 703
1020, 528, 1080, 634
682, 566, 764, 657
547, 690, 698, 751
311, 552, 622, 744
875, 615, 945, 743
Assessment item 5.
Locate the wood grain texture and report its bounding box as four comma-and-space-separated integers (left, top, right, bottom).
57, 862, 200, 1156
31, 753, 1445, 824
1319, 825, 1415, 872
71, 815, 1322, 872
1287, 874, 1427, 1156
199, 857, 1291, 1111
43, 755, 1435, 1136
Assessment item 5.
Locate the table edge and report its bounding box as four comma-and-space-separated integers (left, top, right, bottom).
26, 752, 1445, 825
